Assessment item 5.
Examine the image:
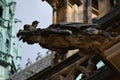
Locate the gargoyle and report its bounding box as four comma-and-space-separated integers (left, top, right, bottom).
17, 5, 120, 79
17, 21, 120, 79
17, 21, 119, 54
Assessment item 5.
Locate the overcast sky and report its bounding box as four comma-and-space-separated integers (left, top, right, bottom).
15, 0, 52, 68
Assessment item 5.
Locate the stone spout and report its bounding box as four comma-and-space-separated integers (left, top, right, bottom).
17, 22, 120, 53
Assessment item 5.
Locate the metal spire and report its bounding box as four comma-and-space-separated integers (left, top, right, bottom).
26, 58, 32, 67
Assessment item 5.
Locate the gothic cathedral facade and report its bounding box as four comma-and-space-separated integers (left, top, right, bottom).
0, 0, 16, 79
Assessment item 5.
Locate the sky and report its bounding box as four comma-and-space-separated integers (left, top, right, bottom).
15, 0, 52, 68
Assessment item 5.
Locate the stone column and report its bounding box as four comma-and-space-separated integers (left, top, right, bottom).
87, 0, 92, 23
73, 4, 78, 22
64, 0, 69, 22
78, 4, 84, 23
53, 9, 57, 24
52, 2, 58, 24
83, 0, 92, 23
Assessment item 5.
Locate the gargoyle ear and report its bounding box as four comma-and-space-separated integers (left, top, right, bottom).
32, 20, 39, 24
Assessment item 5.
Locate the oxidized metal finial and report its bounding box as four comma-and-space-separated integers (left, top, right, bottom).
17, 64, 22, 72
26, 58, 32, 67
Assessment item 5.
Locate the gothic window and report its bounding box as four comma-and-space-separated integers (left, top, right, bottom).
6, 39, 9, 47
0, 5, 3, 17
0, 5, 3, 24
6, 39, 9, 52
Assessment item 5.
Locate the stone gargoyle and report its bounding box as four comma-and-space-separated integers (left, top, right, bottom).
17, 21, 120, 54
17, 21, 120, 79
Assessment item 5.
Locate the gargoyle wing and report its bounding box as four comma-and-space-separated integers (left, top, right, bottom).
56, 22, 98, 30
41, 28, 72, 35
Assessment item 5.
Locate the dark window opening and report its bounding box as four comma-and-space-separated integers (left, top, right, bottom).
6, 39, 9, 52
0, 6, 3, 17
0, 6, 3, 24
6, 39, 9, 47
